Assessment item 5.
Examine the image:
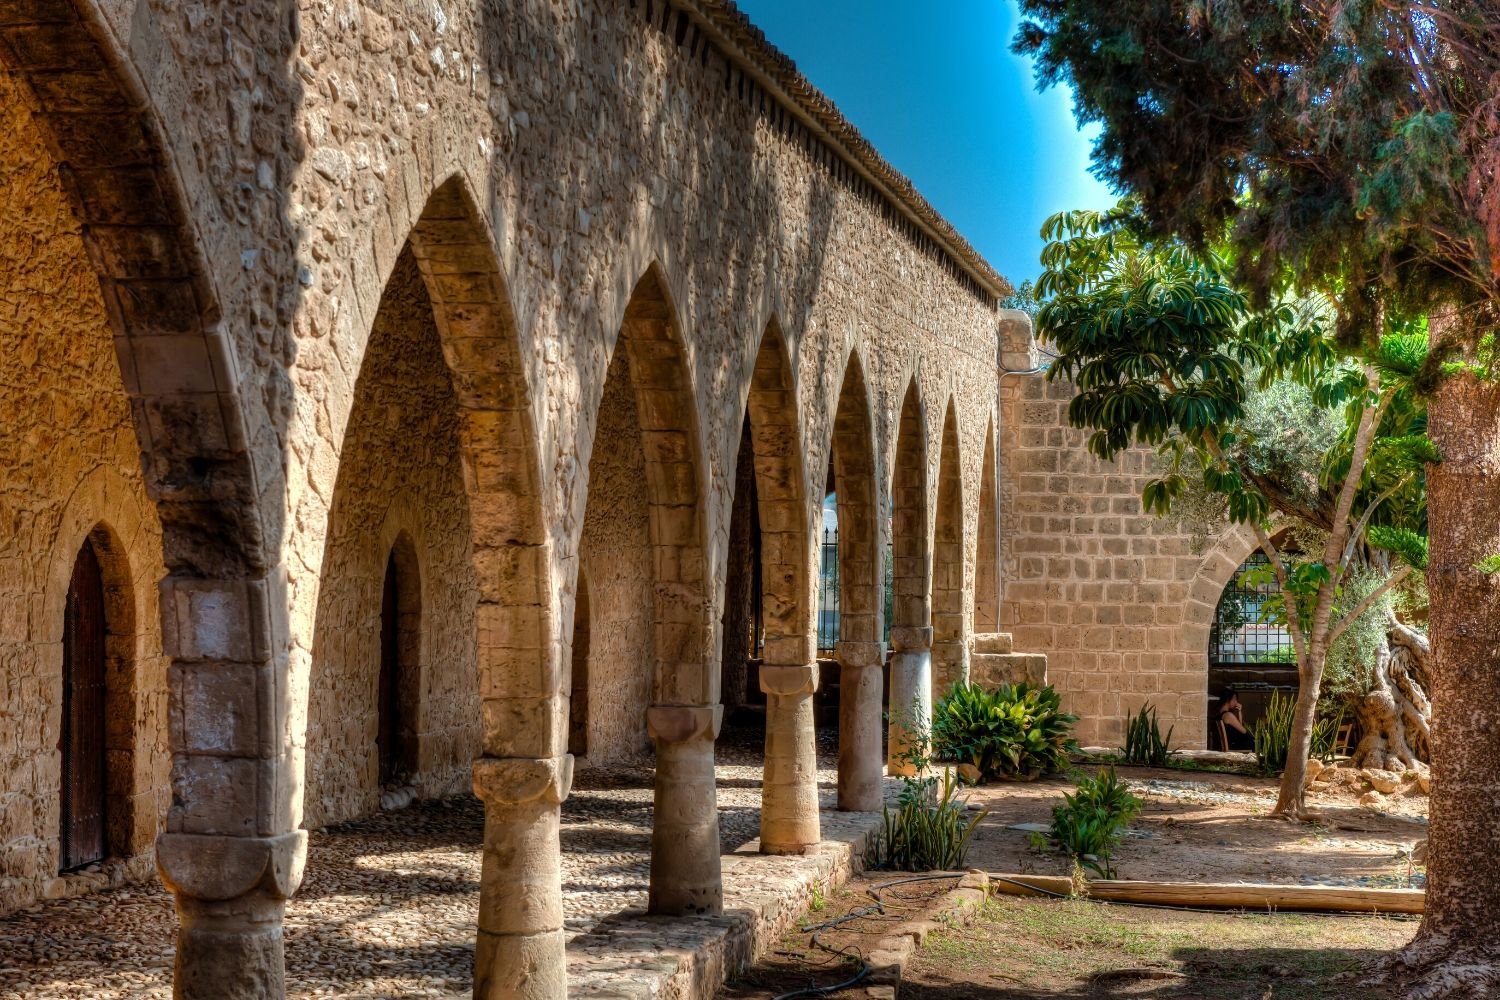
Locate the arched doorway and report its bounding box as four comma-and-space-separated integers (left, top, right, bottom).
1208, 551, 1298, 745
60, 538, 107, 872
377, 540, 421, 788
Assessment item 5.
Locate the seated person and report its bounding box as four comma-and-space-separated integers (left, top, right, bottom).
1218, 689, 1254, 751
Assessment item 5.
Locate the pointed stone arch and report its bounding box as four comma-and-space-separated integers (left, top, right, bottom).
888, 379, 931, 773
1, 6, 293, 995
932, 399, 967, 695
577, 263, 720, 917
974, 417, 1001, 633
827, 350, 883, 811
737, 320, 819, 854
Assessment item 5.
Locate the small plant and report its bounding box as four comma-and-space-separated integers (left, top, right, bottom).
1046, 767, 1142, 878
931, 681, 1079, 782
1253, 690, 1297, 774
869, 766, 987, 871
1310, 702, 1348, 763
1122, 703, 1173, 767
809, 884, 826, 912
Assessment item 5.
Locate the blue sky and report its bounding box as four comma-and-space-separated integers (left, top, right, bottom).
733, 0, 1117, 288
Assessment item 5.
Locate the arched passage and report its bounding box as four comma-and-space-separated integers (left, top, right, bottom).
306, 176, 558, 997
1182, 525, 1260, 749
888, 381, 931, 773
1, 5, 279, 991
827, 353, 883, 811
974, 418, 1000, 634
378, 535, 423, 789
732, 322, 819, 854
576, 265, 719, 917
931, 400, 967, 696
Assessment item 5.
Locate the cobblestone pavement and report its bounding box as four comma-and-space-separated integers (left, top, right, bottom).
0, 718, 875, 999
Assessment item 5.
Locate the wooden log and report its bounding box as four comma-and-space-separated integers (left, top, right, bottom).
987, 874, 1424, 915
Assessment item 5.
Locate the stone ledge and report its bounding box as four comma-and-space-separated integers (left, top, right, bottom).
565, 800, 891, 999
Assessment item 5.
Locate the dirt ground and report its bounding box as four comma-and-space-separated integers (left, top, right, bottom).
965, 763, 1428, 887
719, 764, 1427, 999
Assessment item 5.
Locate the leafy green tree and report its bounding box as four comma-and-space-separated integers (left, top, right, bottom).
1037, 203, 1430, 818
1015, 5, 1498, 985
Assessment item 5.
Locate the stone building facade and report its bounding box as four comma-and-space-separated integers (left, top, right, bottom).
0, 0, 1046, 997
998, 364, 1259, 750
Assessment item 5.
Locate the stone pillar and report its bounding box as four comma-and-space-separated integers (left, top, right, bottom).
471, 756, 572, 1000
836, 640, 885, 811
646, 704, 723, 915
156, 831, 307, 1000
887, 626, 933, 777
759, 663, 821, 853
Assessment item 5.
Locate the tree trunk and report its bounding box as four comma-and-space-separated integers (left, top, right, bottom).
1392, 372, 1500, 997
1273, 653, 1322, 817
1350, 621, 1432, 774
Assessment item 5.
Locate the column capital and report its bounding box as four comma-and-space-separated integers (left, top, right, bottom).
646, 703, 722, 743
473, 755, 574, 807
156, 830, 307, 903
758, 663, 819, 696
890, 626, 933, 652
835, 640, 885, 668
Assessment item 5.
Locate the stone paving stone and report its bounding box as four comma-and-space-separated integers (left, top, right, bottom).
0, 721, 895, 999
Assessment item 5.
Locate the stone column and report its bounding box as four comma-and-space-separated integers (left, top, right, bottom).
836, 640, 885, 811
471, 755, 572, 1000
759, 663, 821, 853
646, 704, 723, 915
887, 626, 933, 777
156, 831, 307, 1000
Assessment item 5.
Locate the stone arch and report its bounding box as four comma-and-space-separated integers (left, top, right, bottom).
741, 319, 811, 667
826, 349, 884, 812
890, 380, 930, 637
887, 378, 931, 772
932, 398, 966, 695
974, 416, 1000, 633
1182, 525, 1260, 748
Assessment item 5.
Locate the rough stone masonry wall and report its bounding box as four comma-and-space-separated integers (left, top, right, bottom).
303, 251, 479, 828
1000, 372, 1222, 749
12, 0, 1012, 848
0, 72, 169, 913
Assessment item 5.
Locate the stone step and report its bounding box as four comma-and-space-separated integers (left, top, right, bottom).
969, 651, 1047, 688
970, 632, 1013, 655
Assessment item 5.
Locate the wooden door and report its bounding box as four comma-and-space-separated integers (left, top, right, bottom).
60, 541, 107, 871
378, 551, 400, 785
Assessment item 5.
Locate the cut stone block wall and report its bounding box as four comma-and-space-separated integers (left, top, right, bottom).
1000, 372, 1252, 749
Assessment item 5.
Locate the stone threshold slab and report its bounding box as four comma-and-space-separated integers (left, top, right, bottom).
565, 803, 890, 999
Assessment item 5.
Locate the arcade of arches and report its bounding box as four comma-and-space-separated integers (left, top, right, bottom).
0, 0, 1272, 996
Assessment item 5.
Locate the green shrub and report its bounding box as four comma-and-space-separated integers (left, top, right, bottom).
1310, 702, 1348, 763
1122, 703, 1173, 767
1253, 690, 1296, 774
931, 682, 1079, 781
869, 766, 987, 871
1047, 767, 1142, 879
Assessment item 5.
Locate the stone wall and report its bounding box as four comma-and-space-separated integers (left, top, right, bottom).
303, 251, 479, 827
1000, 371, 1253, 749
0, 71, 169, 913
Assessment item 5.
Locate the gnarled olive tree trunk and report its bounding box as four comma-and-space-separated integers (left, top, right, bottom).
1350, 620, 1431, 774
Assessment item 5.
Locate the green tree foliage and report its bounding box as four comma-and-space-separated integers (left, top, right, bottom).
1014, 1, 1498, 341
1036, 202, 1429, 817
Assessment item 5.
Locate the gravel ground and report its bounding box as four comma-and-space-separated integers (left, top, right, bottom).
0, 718, 848, 999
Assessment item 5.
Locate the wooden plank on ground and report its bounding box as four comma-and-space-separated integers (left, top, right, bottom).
988, 874, 1424, 915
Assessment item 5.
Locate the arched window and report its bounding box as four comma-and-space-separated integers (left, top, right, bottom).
1210, 553, 1296, 666
60, 539, 107, 872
